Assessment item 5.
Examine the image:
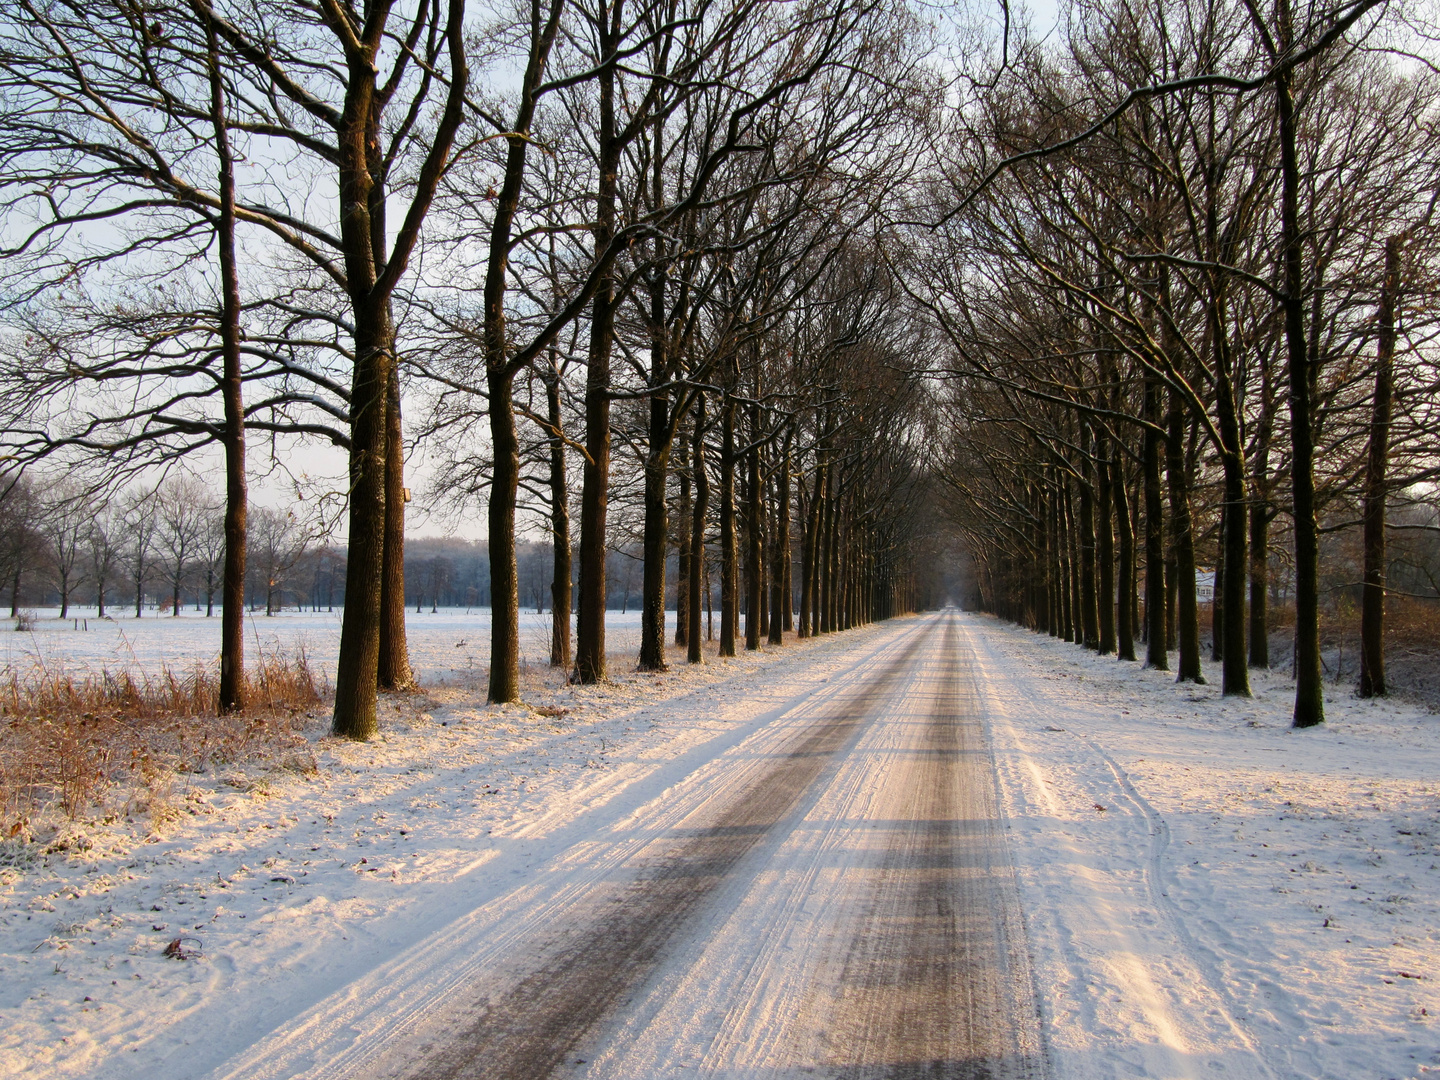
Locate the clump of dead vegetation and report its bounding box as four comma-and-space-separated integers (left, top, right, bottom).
0, 650, 327, 845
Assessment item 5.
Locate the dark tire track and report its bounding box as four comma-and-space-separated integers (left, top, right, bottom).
380, 629, 933, 1080
814, 617, 1042, 1079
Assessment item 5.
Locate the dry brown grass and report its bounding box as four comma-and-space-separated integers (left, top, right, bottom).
1385, 596, 1440, 655
0, 650, 326, 844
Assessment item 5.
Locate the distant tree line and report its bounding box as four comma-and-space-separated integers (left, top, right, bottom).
1, 469, 934, 623
0, 473, 343, 617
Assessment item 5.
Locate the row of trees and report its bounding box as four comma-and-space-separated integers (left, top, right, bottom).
1, 0, 1424, 737
0, 0, 944, 739
0, 475, 327, 617
921, 0, 1440, 723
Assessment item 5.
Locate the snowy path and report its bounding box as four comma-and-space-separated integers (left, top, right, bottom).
206, 611, 1043, 1080
7, 611, 1438, 1080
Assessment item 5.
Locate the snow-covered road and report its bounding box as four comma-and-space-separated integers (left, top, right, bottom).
210, 610, 1043, 1080
5, 610, 1437, 1080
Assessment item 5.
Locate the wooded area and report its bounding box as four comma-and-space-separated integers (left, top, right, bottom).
1, 0, 1436, 736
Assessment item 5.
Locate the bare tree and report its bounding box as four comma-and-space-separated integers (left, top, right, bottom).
122, 487, 161, 618
38, 480, 92, 619
155, 477, 210, 616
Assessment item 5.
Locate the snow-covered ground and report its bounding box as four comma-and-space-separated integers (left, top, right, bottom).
0, 620, 899, 1080
1, 607, 662, 685
1, 610, 1437, 1079
968, 616, 1440, 1080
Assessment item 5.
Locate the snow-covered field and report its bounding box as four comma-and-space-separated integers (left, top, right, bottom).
1, 610, 1437, 1080
1, 607, 663, 686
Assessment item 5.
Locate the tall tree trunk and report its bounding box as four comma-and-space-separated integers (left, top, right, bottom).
1114, 444, 1136, 661
638, 269, 671, 671
203, 9, 247, 712
1065, 482, 1082, 644
744, 408, 762, 651
1212, 504, 1225, 662
770, 433, 789, 644
821, 467, 837, 633
332, 0, 468, 738
332, 308, 392, 740
1210, 295, 1251, 694
1359, 235, 1401, 698
1143, 373, 1168, 669
475, 0, 559, 698
719, 378, 738, 656
1218, 452, 1251, 694
487, 367, 523, 700
1078, 437, 1100, 649
379, 364, 414, 690
1046, 482, 1059, 637
1097, 432, 1116, 655
1276, 9, 1324, 726
1249, 396, 1273, 669
799, 452, 821, 637
547, 369, 572, 669
575, 34, 618, 685
675, 419, 691, 648
1167, 385, 1204, 683
1056, 482, 1070, 638
688, 397, 708, 663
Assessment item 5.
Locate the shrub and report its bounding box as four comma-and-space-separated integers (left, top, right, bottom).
0, 650, 326, 842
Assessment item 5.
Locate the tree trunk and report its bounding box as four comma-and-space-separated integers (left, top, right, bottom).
332, 310, 391, 740
575, 40, 618, 685
638, 302, 671, 671
719, 379, 738, 657
824, 467, 840, 633
332, 0, 468, 738
203, 11, 247, 712
1097, 431, 1116, 655
1114, 444, 1136, 661
1167, 385, 1204, 683
1065, 482, 1082, 644
1249, 400, 1273, 669
378, 364, 415, 690
548, 368, 572, 669
1276, 13, 1324, 726
769, 433, 789, 645
799, 452, 822, 637
675, 419, 691, 648
744, 409, 762, 651
488, 369, 523, 701
688, 397, 708, 663
1359, 235, 1401, 698
1143, 373, 1168, 669
1078, 438, 1100, 649
1212, 502, 1225, 662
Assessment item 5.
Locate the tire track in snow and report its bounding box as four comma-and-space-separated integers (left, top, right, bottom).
368, 626, 934, 1080
559, 610, 1043, 1079
801, 615, 1040, 1079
